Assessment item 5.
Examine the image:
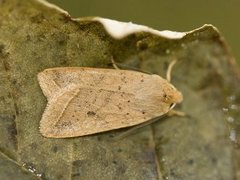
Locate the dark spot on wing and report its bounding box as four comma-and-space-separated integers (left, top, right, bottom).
87, 111, 96, 116
163, 93, 167, 98
61, 122, 72, 127
121, 76, 127, 83
117, 103, 122, 110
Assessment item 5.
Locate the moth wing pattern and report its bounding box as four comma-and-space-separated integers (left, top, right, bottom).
38, 67, 180, 138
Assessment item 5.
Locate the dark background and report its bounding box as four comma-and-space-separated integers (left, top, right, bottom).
48, 0, 240, 64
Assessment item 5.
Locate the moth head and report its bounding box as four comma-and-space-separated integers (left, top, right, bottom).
162, 83, 183, 108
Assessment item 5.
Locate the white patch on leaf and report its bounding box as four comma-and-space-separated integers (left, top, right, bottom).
94, 17, 186, 39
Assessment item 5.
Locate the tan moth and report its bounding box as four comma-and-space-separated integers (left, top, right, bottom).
38, 64, 183, 138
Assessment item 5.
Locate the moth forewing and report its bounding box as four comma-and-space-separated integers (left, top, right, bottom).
38, 67, 183, 138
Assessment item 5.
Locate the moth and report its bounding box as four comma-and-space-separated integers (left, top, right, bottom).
38, 64, 183, 138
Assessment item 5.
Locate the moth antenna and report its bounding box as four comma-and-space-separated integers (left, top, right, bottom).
111, 56, 154, 75
166, 59, 177, 82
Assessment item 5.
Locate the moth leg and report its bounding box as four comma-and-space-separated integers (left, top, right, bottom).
111, 57, 120, 70
167, 110, 186, 117
166, 59, 177, 82
111, 110, 186, 141
111, 56, 153, 74
110, 115, 168, 141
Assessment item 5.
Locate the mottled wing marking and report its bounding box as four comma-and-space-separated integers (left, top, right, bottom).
38, 67, 180, 138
